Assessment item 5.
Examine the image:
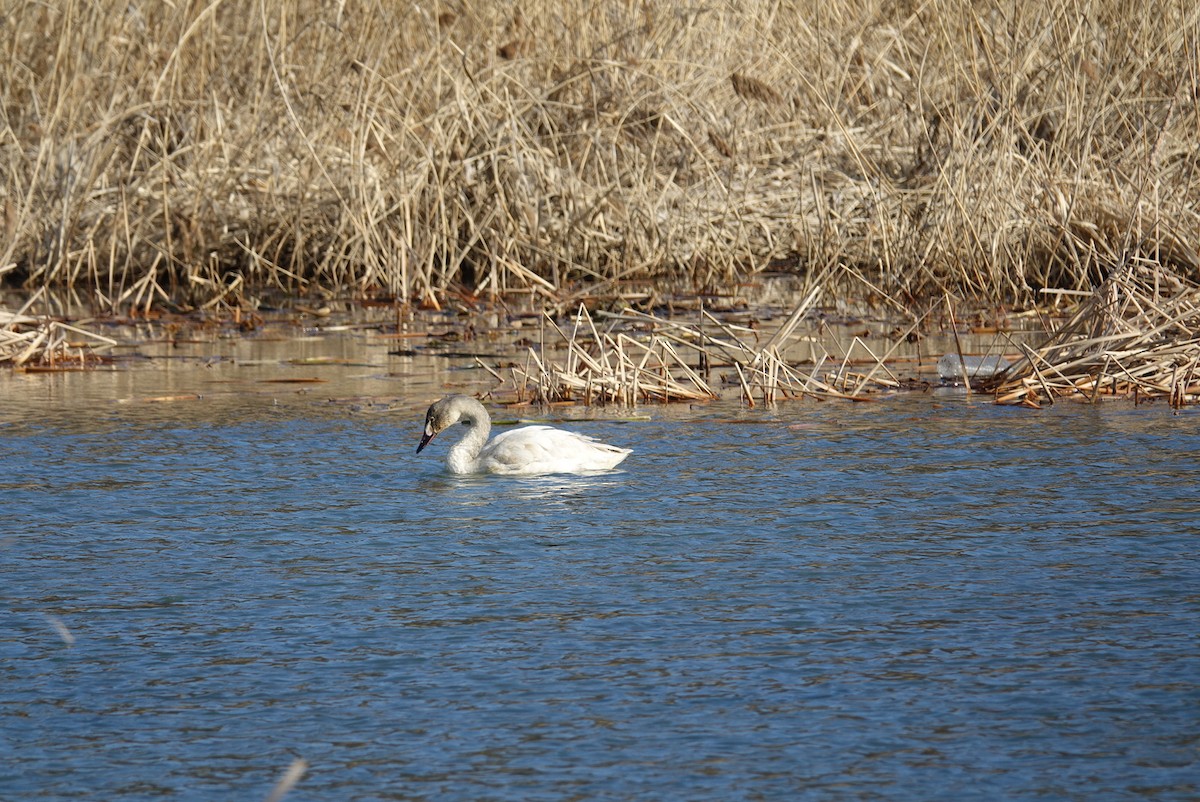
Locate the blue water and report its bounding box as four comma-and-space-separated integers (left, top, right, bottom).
2, 392, 1198, 801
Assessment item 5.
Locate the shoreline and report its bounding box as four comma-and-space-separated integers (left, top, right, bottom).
5, 267, 1199, 410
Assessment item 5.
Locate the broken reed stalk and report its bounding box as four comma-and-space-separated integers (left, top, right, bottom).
849, 304, 937, 394
944, 293, 972, 395
0, 304, 117, 367
263, 759, 308, 802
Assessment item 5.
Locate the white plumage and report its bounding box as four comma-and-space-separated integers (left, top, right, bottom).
416, 395, 631, 475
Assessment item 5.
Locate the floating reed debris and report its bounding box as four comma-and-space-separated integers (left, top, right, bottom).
983, 265, 1200, 408
1, 296, 116, 368
263, 759, 308, 802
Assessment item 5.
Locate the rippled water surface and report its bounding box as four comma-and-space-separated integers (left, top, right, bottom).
2, 347, 1199, 801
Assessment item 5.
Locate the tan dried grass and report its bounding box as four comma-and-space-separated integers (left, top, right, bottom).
0, 290, 115, 366
510, 305, 718, 404
509, 290, 917, 406
1, 0, 1197, 309
983, 264, 1200, 407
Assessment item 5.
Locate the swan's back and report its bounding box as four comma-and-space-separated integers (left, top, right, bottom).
478, 425, 631, 475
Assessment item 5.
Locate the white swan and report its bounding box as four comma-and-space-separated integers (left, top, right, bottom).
415, 394, 631, 475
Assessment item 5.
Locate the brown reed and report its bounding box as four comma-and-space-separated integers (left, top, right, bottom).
510, 305, 718, 404
0, 289, 115, 366
509, 292, 918, 406
1, 0, 1196, 310
982, 264, 1200, 407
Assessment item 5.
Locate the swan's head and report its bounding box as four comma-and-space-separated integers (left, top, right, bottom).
416, 394, 477, 453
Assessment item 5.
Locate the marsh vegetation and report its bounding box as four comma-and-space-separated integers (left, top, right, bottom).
3, 0, 1199, 405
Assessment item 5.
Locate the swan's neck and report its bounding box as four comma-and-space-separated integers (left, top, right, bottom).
446, 414, 491, 474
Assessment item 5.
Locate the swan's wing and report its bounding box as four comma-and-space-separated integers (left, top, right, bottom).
480, 425, 631, 474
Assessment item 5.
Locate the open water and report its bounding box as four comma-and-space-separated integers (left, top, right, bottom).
1, 338, 1198, 801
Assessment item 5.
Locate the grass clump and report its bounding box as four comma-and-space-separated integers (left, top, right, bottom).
0, 290, 116, 366
1, 0, 1197, 310
506, 292, 924, 406
983, 263, 1200, 407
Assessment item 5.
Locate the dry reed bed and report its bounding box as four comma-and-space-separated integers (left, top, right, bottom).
2, 1, 1197, 308
509, 293, 917, 406
982, 265, 1200, 408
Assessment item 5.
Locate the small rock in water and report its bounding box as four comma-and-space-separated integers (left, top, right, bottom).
937, 353, 1009, 383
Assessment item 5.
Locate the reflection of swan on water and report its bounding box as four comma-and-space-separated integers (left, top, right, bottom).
416, 395, 631, 476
